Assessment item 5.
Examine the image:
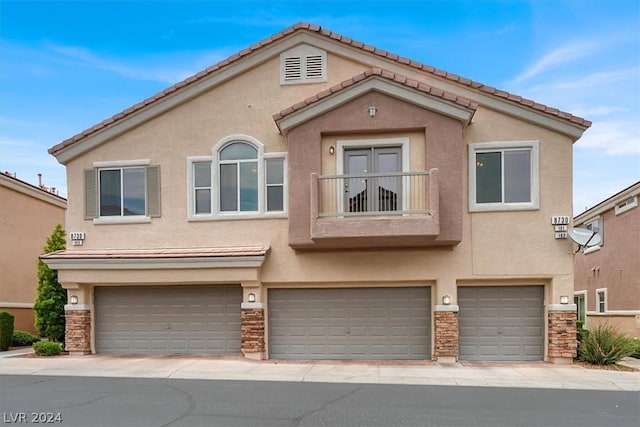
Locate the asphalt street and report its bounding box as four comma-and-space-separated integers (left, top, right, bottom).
0, 375, 637, 427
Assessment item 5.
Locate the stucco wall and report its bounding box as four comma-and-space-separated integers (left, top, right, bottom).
0, 178, 66, 333
574, 204, 639, 312
59, 47, 576, 307
287, 90, 464, 247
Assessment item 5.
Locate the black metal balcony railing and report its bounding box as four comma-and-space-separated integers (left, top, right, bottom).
316, 171, 431, 217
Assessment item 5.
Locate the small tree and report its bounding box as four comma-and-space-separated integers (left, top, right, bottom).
34, 224, 66, 342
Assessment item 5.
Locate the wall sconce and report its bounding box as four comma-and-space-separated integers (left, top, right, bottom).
560, 295, 569, 304
442, 295, 451, 305
329, 146, 335, 155
247, 292, 256, 303
368, 104, 377, 117
70, 295, 79, 305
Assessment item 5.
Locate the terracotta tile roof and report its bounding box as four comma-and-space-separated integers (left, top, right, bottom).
273, 68, 478, 122
41, 246, 270, 260
49, 22, 591, 156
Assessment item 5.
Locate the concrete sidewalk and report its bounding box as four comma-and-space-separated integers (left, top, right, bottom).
0, 349, 638, 391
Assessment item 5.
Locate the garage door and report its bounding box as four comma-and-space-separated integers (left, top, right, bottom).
458, 286, 544, 361
268, 287, 430, 360
95, 285, 241, 354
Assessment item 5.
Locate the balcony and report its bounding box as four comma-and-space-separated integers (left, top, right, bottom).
309, 169, 441, 249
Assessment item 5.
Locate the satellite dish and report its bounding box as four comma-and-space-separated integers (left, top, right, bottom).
568, 227, 602, 251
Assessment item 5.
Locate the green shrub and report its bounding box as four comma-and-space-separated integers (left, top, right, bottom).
0, 311, 15, 351
34, 224, 67, 343
12, 331, 40, 347
575, 320, 589, 357
33, 341, 63, 356
579, 324, 635, 365
629, 338, 640, 359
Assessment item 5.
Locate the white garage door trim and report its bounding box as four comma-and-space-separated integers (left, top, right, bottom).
95, 285, 242, 354
458, 285, 544, 361
268, 287, 431, 360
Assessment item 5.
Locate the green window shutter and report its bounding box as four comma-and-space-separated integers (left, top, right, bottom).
146, 165, 161, 217
84, 168, 98, 219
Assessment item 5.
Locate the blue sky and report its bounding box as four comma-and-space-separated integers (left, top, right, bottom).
1, 0, 638, 214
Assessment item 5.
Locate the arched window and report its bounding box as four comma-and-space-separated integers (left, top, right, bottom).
188, 135, 286, 218
219, 142, 258, 212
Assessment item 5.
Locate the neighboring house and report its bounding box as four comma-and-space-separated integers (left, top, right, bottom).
42, 23, 591, 363
0, 173, 67, 334
573, 181, 640, 337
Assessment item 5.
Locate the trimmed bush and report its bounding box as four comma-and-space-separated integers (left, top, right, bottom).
0, 311, 15, 351
33, 341, 63, 356
579, 324, 635, 365
12, 331, 40, 347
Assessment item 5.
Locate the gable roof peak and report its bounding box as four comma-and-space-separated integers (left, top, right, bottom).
273, 67, 478, 125
49, 22, 591, 161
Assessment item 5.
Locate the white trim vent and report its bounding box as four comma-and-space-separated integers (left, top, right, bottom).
280, 45, 327, 85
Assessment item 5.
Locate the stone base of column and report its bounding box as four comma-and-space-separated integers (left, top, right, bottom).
65, 307, 92, 355
434, 306, 459, 363
241, 308, 266, 360
548, 309, 577, 364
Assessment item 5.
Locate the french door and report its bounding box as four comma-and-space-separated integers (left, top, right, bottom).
344, 147, 402, 213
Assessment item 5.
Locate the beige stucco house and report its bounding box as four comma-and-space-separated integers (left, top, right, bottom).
1, 173, 67, 334
42, 23, 591, 362
573, 181, 640, 337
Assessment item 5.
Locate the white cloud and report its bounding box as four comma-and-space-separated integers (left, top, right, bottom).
45, 41, 229, 85
0, 137, 67, 195
568, 105, 626, 118
576, 120, 640, 155
0, 115, 30, 127
521, 67, 640, 94
513, 40, 601, 83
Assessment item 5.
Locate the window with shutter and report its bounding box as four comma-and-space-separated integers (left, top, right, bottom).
86, 162, 160, 223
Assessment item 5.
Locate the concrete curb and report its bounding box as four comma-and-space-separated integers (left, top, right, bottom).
0, 354, 638, 391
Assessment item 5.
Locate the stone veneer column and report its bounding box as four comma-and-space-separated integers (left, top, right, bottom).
64, 305, 92, 355
241, 305, 266, 360
547, 305, 577, 364
433, 305, 459, 363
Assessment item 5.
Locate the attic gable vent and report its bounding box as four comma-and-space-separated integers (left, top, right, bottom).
305, 55, 323, 78
284, 56, 302, 80
280, 44, 327, 85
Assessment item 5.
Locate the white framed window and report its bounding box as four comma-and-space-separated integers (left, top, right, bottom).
469, 140, 539, 212
265, 155, 285, 212
596, 288, 607, 313
219, 142, 260, 212
187, 135, 287, 220
574, 291, 587, 324
99, 167, 146, 216
615, 196, 638, 215
192, 159, 213, 215
583, 216, 603, 253
280, 44, 327, 85
85, 160, 160, 224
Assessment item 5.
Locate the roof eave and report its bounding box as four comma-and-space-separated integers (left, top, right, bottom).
275, 74, 477, 134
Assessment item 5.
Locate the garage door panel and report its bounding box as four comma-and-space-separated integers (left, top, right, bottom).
269, 287, 430, 360
95, 285, 241, 355
459, 286, 544, 361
